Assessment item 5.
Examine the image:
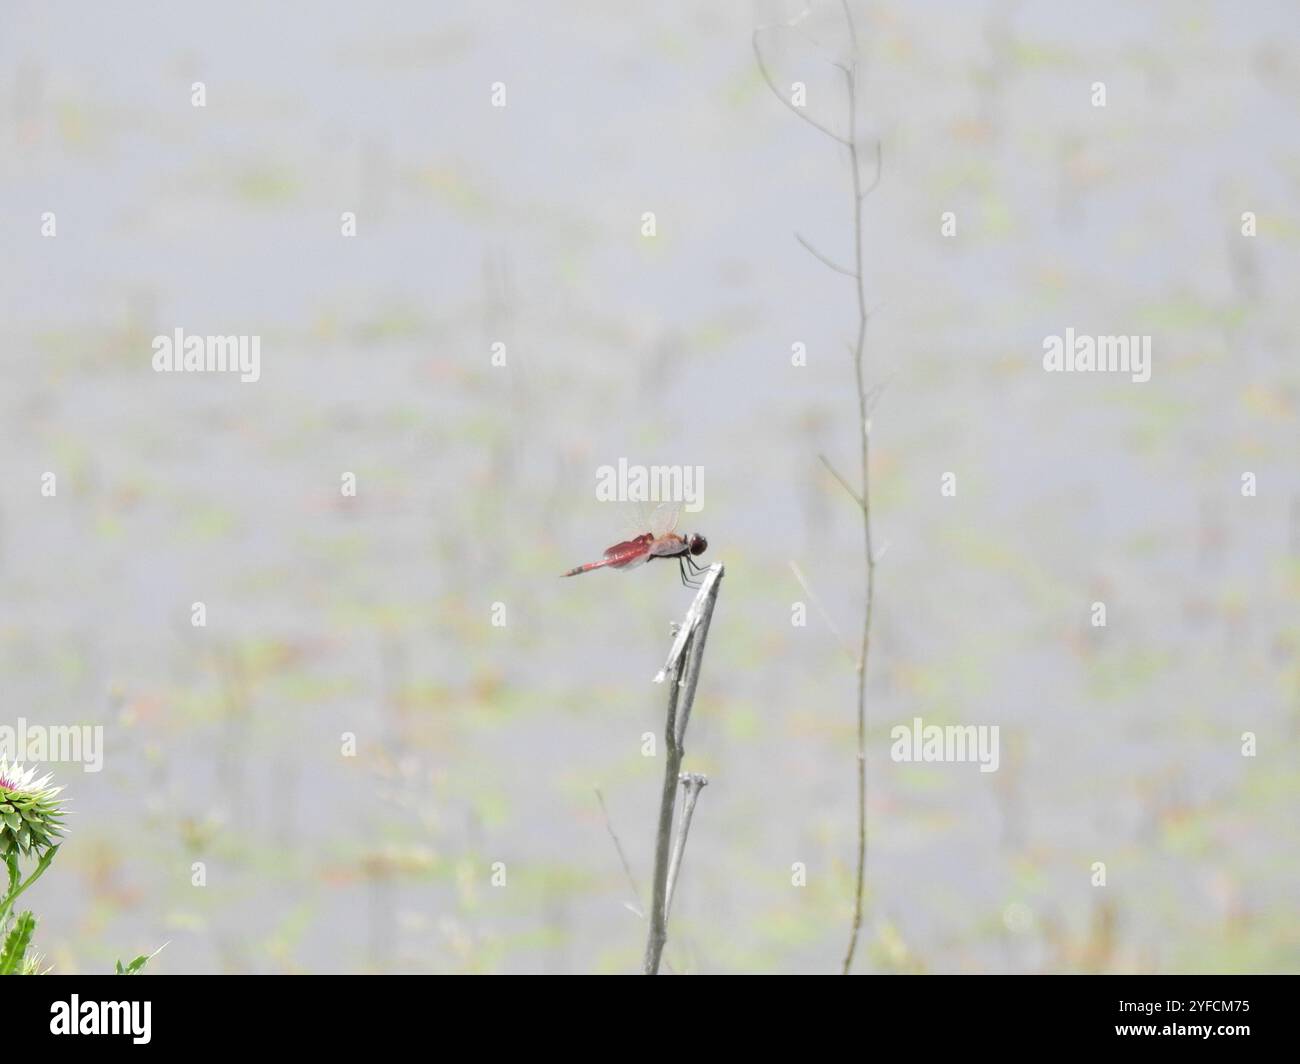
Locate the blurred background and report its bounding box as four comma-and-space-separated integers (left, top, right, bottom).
0, 0, 1297, 973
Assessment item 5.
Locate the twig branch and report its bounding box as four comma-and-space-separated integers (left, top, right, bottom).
796, 233, 857, 278
752, 28, 851, 147
859, 139, 883, 199
673, 569, 723, 749
654, 563, 725, 684
819, 453, 864, 508
841, 0, 861, 53
594, 787, 644, 919
788, 561, 856, 664
643, 563, 725, 975
864, 372, 893, 415
665, 773, 708, 921
754, 0, 883, 975
837, 9, 880, 979
644, 631, 689, 975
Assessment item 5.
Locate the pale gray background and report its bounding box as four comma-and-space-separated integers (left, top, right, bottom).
1, 0, 1297, 973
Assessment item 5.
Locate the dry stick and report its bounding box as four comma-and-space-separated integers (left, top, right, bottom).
654, 563, 724, 684
643, 629, 690, 975
672, 566, 724, 748
665, 773, 709, 921
788, 560, 855, 664
755, 3, 882, 975
796, 232, 857, 278
597, 788, 681, 973
838, 0, 882, 979
643, 563, 725, 975
595, 787, 645, 919
819, 453, 864, 508
751, 31, 850, 147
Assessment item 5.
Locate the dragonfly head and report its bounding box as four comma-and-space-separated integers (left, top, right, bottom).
687, 533, 708, 557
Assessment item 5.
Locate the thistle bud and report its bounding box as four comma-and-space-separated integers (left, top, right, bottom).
0, 761, 66, 858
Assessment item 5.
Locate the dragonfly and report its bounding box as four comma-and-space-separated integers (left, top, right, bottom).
562, 501, 708, 588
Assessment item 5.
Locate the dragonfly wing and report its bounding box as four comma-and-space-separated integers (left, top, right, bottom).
609, 500, 681, 541
647, 500, 681, 538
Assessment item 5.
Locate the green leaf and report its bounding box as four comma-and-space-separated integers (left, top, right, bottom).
0, 911, 37, 975
1, 812, 20, 832
116, 943, 166, 975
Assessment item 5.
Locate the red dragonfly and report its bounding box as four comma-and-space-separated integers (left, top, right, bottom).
562, 501, 708, 588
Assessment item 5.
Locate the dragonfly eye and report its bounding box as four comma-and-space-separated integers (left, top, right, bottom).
690, 535, 708, 556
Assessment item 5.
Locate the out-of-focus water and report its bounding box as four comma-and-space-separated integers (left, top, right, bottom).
0, 0, 1297, 973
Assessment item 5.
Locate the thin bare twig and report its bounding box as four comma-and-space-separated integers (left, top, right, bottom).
643, 563, 725, 975
755, 0, 883, 975
859, 139, 884, 199
665, 773, 708, 921
841, 0, 861, 52
864, 371, 894, 415
796, 233, 857, 278
752, 27, 851, 147
595, 787, 644, 919
837, 2, 880, 977
819, 453, 864, 508
788, 561, 856, 664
